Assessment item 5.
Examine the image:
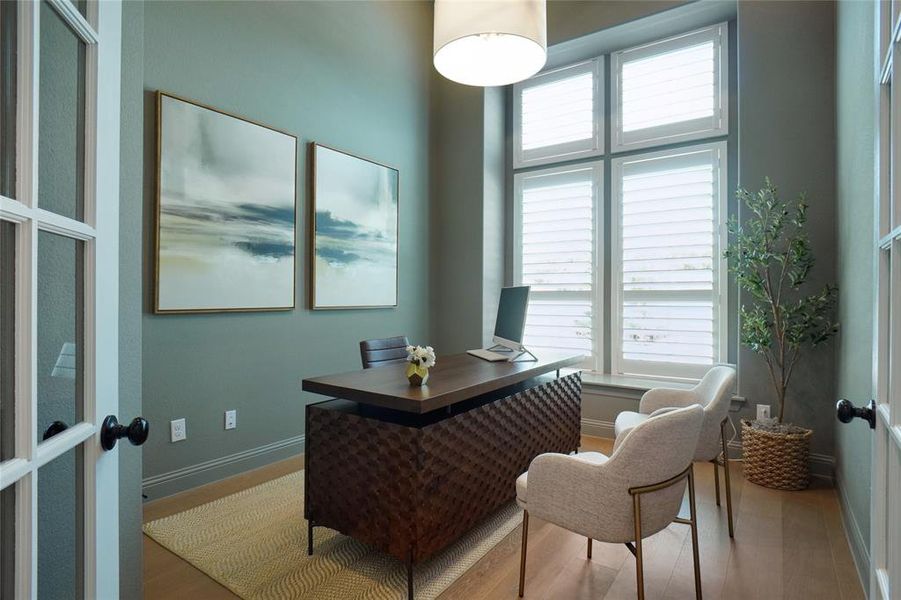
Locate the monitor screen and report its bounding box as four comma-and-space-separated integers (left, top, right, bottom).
493, 286, 530, 347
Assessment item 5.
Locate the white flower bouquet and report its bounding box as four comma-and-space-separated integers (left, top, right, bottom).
405, 345, 436, 386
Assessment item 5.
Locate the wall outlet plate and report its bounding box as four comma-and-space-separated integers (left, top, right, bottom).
170, 418, 186, 442
756, 404, 771, 420
225, 410, 237, 430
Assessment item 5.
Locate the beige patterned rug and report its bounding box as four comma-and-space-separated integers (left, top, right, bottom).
143, 471, 523, 600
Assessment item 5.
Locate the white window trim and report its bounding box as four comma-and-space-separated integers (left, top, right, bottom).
513, 59, 604, 169
610, 141, 728, 381
513, 161, 604, 371
611, 22, 728, 153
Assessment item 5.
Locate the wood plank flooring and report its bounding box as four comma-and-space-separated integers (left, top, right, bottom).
142, 436, 864, 599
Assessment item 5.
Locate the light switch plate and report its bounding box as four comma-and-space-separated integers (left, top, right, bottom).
225, 410, 237, 430
170, 418, 186, 442
756, 404, 771, 420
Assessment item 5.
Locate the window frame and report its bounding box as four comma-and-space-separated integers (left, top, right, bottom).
512, 59, 604, 169
610, 141, 729, 381
513, 160, 604, 371
610, 22, 728, 153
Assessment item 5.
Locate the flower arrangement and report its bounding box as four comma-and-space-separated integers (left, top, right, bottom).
405, 345, 436, 386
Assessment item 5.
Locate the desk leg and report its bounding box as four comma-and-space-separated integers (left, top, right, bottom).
407, 548, 414, 600
307, 520, 314, 556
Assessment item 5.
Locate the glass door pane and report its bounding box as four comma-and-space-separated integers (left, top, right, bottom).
37, 445, 83, 600
0, 483, 14, 599
0, 221, 15, 461
36, 231, 83, 442
38, 1, 86, 221
0, 0, 16, 199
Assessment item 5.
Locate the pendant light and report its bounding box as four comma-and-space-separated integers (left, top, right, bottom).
433, 0, 547, 87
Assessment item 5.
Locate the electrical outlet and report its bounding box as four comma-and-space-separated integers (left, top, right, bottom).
224, 410, 237, 430
170, 418, 186, 442
756, 404, 771, 420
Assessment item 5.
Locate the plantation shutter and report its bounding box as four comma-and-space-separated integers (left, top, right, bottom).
514, 163, 601, 366
513, 60, 603, 168
612, 23, 727, 151
612, 143, 727, 379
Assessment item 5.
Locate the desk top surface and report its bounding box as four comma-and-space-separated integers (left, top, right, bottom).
302, 352, 583, 413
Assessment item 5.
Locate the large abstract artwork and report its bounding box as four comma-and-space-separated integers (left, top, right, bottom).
311, 144, 398, 309
155, 92, 297, 313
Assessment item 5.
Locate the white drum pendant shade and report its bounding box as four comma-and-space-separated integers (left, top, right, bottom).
434, 0, 547, 87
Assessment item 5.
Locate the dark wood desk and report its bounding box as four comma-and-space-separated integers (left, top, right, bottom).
302, 353, 583, 600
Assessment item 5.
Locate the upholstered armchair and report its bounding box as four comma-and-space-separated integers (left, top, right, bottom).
614, 365, 738, 537
516, 404, 705, 600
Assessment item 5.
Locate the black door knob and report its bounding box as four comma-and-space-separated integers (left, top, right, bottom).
100, 415, 149, 451
42, 420, 69, 441
836, 399, 876, 430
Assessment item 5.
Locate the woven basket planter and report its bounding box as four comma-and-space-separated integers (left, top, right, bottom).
741, 419, 812, 491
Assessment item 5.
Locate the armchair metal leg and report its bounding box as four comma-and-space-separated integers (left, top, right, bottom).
518, 510, 529, 598
406, 548, 414, 600
720, 418, 735, 538
687, 465, 702, 600
587, 537, 592, 559
712, 458, 721, 507
307, 520, 314, 556
632, 493, 645, 600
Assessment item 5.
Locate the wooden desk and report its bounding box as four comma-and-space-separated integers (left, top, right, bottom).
302, 353, 583, 600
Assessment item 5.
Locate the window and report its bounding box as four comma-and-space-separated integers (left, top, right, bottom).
611, 23, 727, 152
512, 22, 731, 382
513, 163, 602, 368
513, 59, 603, 168
612, 143, 727, 379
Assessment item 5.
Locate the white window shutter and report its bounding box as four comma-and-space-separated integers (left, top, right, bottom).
612, 143, 727, 379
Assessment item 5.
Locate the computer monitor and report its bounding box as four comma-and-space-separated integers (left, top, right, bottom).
492, 285, 530, 351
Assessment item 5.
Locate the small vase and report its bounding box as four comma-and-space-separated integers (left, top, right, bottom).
408, 370, 429, 387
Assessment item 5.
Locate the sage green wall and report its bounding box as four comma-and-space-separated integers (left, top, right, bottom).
119, 1, 144, 596
736, 1, 837, 458
835, 0, 876, 586
140, 1, 433, 498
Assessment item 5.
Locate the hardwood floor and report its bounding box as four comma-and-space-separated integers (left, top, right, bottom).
142, 436, 864, 600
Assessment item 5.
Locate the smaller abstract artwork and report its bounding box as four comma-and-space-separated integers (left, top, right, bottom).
311, 144, 399, 309
155, 92, 297, 313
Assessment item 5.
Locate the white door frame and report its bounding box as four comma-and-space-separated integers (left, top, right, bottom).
872, 2, 901, 598
0, 1, 121, 598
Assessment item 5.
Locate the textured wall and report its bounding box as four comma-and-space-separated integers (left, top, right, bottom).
835, 0, 876, 587
140, 1, 433, 498
736, 1, 837, 456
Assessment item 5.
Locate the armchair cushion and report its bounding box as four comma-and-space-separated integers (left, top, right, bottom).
613, 411, 648, 449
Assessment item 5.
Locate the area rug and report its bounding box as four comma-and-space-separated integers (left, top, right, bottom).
143, 471, 522, 600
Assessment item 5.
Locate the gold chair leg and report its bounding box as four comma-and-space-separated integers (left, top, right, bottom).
688, 465, 703, 599
721, 419, 735, 538
518, 510, 529, 598
633, 494, 645, 600
587, 537, 592, 559
712, 458, 721, 506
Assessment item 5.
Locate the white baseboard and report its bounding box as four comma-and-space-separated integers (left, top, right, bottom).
142, 434, 305, 498
581, 418, 835, 481
836, 473, 871, 595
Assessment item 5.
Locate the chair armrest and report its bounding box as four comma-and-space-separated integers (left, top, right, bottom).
638, 387, 699, 415
525, 453, 608, 524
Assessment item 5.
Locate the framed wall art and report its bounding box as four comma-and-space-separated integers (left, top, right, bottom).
155, 92, 298, 314
311, 143, 399, 309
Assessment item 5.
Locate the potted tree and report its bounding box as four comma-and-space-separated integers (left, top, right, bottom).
725, 179, 838, 490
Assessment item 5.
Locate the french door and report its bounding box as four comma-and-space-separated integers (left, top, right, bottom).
0, 1, 122, 598
874, 2, 901, 598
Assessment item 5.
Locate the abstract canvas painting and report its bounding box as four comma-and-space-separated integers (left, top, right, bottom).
312, 144, 398, 309
155, 92, 297, 313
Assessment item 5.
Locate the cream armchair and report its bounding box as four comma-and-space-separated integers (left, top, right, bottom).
516, 404, 705, 600
614, 365, 738, 537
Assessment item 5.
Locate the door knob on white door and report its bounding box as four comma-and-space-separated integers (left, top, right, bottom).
100, 415, 150, 451
835, 399, 876, 430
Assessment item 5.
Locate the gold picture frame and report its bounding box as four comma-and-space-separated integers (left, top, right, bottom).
154, 91, 298, 314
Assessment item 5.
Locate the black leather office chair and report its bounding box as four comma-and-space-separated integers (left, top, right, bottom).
359, 335, 410, 369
